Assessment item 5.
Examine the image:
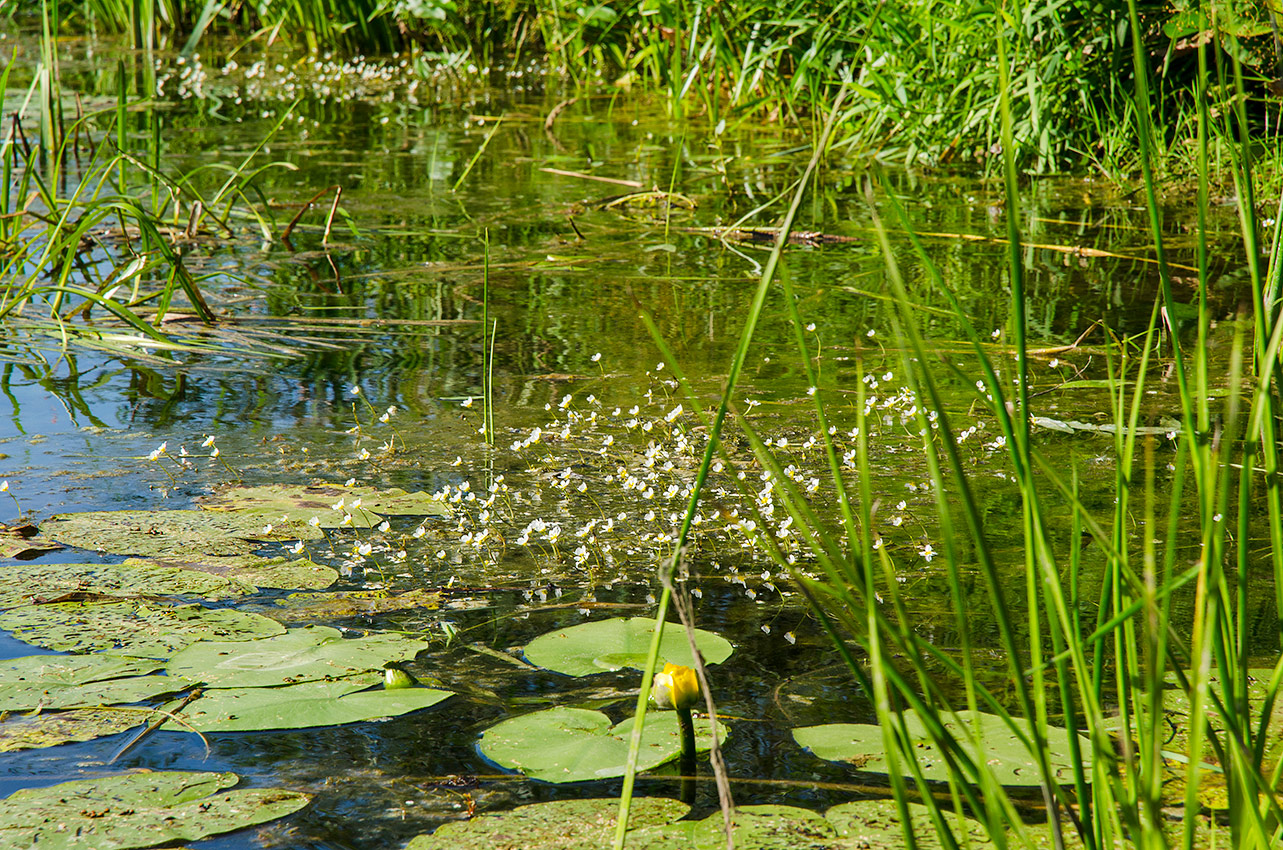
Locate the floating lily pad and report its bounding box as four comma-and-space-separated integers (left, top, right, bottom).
0, 601, 285, 656
824, 798, 994, 849
272, 588, 441, 622
0, 770, 310, 849
405, 798, 995, 849
0, 708, 142, 753
164, 625, 431, 688
521, 617, 733, 677
405, 797, 689, 850
160, 674, 453, 732
0, 654, 192, 713
794, 709, 1092, 786
41, 510, 324, 558
0, 561, 252, 609
479, 706, 726, 783
199, 483, 450, 528
126, 555, 338, 590
0, 523, 61, 560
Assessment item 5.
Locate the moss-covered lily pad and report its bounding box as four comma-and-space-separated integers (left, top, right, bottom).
0, 708, 143, 753
40, 510, 325, 558
0, 561, 252, 609
405, 797, 689, 849
271, 588, 441, 622
164, 625, 431, 688
0, 523, 62, 560
0, 601, 285, 656
160, 674, 453, 732
126, 555, 338, 590
479, 706, 726, 783
199, 483, 450, 528
0, 770, 309, 849
521, 617, 733, 677
405, 798, 995, 849
793, 709, 1092, 786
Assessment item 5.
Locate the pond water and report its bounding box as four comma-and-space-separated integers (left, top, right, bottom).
0, 41, 1272, 849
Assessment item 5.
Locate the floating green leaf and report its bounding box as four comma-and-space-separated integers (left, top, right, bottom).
0, 674, 193, 712
0, 601, 285, 656
793, 709, 1092, 785
405, 798, 995, 849
160, 674, 453, 732
0, 523, 61, 560
0, 770, 309, 849
479, 706, 725, 783
521, 617, 733, 677
164, 625, 431, 688
272, 588, 441, 623
405, 797, 689, 850
41, 510, 324, 558
126, 555, 338, 590
0, 708, 142, 753
1, 561, 252, 609
199, 483, 450, 528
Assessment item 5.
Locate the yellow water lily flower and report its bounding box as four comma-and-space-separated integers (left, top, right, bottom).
651, 662, 700, 710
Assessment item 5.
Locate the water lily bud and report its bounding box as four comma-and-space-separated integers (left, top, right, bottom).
383, 664, 418, 690
651, 662, 700, 710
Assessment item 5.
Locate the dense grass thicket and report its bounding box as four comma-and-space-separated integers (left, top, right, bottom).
17, 0, 1283, 175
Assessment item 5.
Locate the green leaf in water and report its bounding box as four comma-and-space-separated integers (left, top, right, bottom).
0, 601, 285, 656
0, 771, 309, 849
478, 705, 725, 784
160, 674, 452, 732
198, 483, 451, 528
164, 625, 432, 688
0, 708, 142, 753
405, 798, 995, 849
271, 588, 441, 623
125, 555, 338, 590
405, 797, 689, 850
1, 561, 252, 609
793, 709, 1092, 786
521, 616, 733, 677
40, 510, 324, 558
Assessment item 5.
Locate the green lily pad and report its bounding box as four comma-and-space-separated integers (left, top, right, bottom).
0, 708, 143, 752
405, 797, 690, 849
160, 674, 453, 732
824, 799, 994, 849
272, 588, 441, 622
405, 798, 996, 849
479, 706, 726, 783
41, 510, 324, 558
0, 770, 309, 849
0, 674, 193, 712
1, 561, 252, 609
164, 625, 431, 688
793, 709, 1092, 786
521, 617, 733, 677
0, 654, 192, 713
0, 523, 61, 560
199, 483, 451, 528
126, 555, 338, 590
0, 601, 285, 656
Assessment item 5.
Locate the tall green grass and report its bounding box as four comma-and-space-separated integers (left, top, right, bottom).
27, 0, 1281, 177
1, 11, 293, 355
620, 3, 1283, 849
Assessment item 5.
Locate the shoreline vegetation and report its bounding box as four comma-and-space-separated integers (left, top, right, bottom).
5, 3, 1283, 850
4, 1, 1281, 183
